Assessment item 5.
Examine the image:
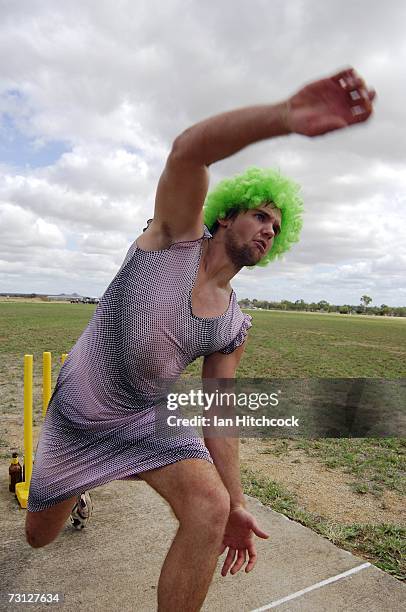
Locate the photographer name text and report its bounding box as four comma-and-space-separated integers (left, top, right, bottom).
166, 415, 299, 427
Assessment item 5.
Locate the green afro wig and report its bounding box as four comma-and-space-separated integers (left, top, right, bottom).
203, 166, 304, 267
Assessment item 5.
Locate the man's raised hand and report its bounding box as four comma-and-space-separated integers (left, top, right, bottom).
283, 66, 376, 137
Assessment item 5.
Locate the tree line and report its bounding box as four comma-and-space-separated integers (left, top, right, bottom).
238, 297, 406, 317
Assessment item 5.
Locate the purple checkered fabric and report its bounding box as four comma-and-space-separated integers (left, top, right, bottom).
27, 226, 252, 511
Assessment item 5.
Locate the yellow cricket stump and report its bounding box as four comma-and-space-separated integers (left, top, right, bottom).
15, 351, 69, 508
42, 352, 52, 418
15, 355, 33, 509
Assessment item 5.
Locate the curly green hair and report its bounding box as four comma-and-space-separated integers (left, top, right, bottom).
203, 166, 304, 266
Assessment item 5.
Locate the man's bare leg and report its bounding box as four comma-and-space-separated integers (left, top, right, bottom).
25, 495, 78, 548
138, 458, 230, 612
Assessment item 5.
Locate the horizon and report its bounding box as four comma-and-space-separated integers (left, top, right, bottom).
1, 291, 404, 308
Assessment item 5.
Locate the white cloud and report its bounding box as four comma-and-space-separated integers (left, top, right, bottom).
0, 0, 405, 304
0, 202, 66, 248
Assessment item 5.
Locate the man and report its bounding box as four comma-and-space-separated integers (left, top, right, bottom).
25, 67, 375, 611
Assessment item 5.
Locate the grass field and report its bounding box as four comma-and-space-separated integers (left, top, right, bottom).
1, 302, 405, 579
1, 302, 405, 375
232, 309, 406, 378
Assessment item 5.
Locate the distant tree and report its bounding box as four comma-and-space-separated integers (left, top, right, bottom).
360, 295, 372, 311
239, 298, 251, 308
317, 300, 330, 311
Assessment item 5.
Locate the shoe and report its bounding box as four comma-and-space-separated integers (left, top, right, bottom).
70, 491, 93, 530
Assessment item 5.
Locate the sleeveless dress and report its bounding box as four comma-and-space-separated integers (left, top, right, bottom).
27, 226, 252, 511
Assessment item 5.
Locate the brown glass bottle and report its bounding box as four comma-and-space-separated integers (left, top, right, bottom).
9, 452, 23, 493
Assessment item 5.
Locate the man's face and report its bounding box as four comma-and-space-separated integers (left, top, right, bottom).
221, 203, 282, 267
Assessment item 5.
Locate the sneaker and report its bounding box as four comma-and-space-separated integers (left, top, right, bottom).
70, 491, 93, 530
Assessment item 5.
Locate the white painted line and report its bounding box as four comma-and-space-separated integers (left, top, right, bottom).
250, 562, 372, 611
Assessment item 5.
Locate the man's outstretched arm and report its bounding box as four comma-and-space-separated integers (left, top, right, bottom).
172, 66, 376, 166
153, 66, 376, 239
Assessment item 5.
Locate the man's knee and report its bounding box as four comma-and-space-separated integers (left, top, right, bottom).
26, 535, 44, 548
178, 484, 230, 531
25, 522, 48, 549
25, 520, 63, 548
139, 459, 231, 532
24, 500, 74, 549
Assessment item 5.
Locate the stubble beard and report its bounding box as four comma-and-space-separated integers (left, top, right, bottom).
224, 230, 261, 268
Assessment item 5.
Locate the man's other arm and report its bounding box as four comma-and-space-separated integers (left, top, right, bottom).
201, 342, 247, 510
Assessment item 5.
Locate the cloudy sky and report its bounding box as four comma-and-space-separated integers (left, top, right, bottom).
1, 0, 405, 305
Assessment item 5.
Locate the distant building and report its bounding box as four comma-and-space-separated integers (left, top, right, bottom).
47, 294, 77, 302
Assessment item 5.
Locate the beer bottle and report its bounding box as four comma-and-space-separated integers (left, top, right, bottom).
9, 452, 23, 493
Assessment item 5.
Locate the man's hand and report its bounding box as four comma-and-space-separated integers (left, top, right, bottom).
218, 506, 270, 576
284, 66, 377, 137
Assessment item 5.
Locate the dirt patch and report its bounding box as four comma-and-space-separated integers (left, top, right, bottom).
240, 438, 405, 525
1, 414, 39, 451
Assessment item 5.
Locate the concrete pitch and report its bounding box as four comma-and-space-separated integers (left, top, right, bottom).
1, 471, 405, 611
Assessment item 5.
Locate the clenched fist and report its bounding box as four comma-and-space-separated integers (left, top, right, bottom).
284, 67, 376, 137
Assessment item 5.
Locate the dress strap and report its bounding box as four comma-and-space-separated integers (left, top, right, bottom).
203, 225, 212, 239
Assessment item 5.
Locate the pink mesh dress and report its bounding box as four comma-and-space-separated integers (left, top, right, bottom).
27, 226, 252, 511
